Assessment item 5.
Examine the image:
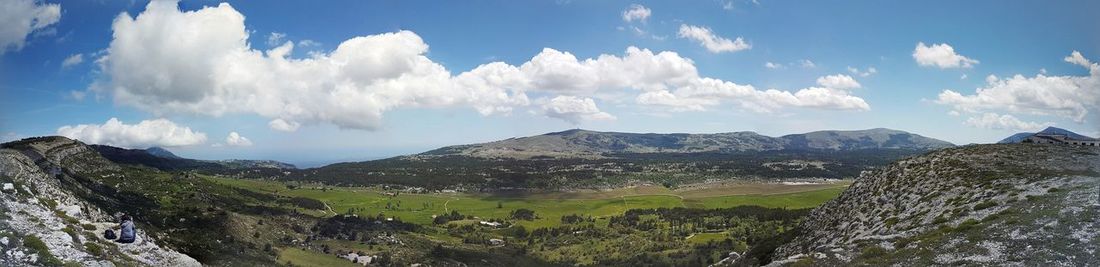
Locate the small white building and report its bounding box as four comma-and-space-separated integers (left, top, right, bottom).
479, 221, 502, 227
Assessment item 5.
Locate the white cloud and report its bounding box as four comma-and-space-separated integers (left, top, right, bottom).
266, 32, 285, 47
913, 42, 979, 69
936, 51, 1099, 123
798, 59, 816, 68
541, 95, 615, 124
61, 53, 83, 68
268, 119, 300, 132
99, 1, 530, 130
815, 74, 861, 90
56, 118, 207, 148
96, 1, 869, 130
964, 113, 1048, 132
224, 131, 252, 147
622, 4, 651, 23
846, 66, 876, 77
637, 77, 870, 113
764, 62, 783, 69
0, 0, 60, 54
677, 24, 750, 53
298, 39, 319, 47
960, 74, 968, 80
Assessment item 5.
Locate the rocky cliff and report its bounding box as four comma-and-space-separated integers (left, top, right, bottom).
767, 144, 1100, 266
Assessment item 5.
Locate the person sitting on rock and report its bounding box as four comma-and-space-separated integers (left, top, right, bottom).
115, 214, 136, 243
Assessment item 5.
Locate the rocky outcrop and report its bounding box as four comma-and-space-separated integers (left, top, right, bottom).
769, 144, 1100, 266
0, 137, 199, 266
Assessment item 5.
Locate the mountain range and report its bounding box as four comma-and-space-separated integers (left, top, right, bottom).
290, 128, 953, 190
424, 128, 954, 159
997, 126, 1097, 143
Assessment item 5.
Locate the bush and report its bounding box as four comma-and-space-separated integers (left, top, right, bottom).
84, 243, 103, 257
972, 201, 997, 211
23, 235, 63, 266
510, 209, 537, 221
82, 224, 97, 231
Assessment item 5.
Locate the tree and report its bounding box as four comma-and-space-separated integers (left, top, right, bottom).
511, 208, 537, 221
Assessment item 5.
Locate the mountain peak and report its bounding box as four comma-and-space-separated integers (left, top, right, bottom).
998, 126, 1095, 143
144, 146, 181, 159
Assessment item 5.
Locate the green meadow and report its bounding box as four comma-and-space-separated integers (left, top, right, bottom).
209, 177, 847, 229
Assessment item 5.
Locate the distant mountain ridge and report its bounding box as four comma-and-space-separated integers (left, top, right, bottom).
90, 145, 297, 171
423, 128, 955, 159
997, 126, 1097, 143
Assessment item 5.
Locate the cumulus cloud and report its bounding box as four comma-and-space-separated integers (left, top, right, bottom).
964, 113, 1048, 132
541, 96, 615, 124
621, 4, 651, 23
913, 42, 979, 69
936, 51, 1099, 123
224, 131, 252, 146
0, 0, 60, 54
98, 1, 530, 130
764, 62, 783, 69
815, 74, 861, 90
56, 118, 207, 148
95, 1, 869, 131
61, 53, 83, 68
268, 119, 300, 132
637, 77, 870, 113
677, 24, 750, 53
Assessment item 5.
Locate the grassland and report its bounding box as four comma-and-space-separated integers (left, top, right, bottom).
208, 177, 848, 229
278, 248, 361, 267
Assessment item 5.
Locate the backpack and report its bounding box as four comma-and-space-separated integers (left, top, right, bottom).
103, 229, 116, 240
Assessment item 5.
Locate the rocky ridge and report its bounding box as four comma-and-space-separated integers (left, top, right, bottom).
767, 144, 1100, 266
0, 137, 199, 266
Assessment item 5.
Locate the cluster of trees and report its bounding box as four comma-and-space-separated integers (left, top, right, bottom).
313, 214, 419, 240
510, 209, 537, 221
432, 210, 472, 224
561, 214, 595, 224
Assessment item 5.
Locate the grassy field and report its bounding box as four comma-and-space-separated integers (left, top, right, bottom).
278, 248, 361, 267
209, 177, 848, 228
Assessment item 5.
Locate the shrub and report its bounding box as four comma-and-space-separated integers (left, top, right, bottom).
972, 201, 997, 211
23, 235, 63, 266
84, 243, 103, 257
510, 208, 537, 221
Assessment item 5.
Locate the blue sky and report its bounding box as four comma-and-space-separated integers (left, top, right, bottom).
1, 0, 1098, 166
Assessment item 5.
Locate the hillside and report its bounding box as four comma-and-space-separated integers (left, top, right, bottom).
765, 144, 1100, 266
0, 137, 202, 266
292, 129, 952, 190
425, 128, 954, 159
0, 137, 351, 266
90, 145, 296, 177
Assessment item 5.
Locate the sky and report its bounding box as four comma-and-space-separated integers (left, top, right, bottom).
1, 0, 1098, 167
